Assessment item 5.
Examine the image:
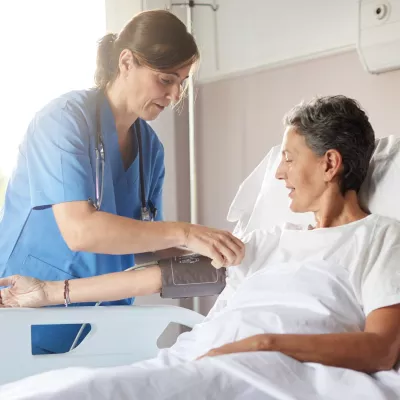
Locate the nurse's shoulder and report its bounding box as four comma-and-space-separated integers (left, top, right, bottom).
23, 89, 99, 153
32, 89, 97, 130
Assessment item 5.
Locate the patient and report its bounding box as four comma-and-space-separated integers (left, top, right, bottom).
2, 95, 400, 400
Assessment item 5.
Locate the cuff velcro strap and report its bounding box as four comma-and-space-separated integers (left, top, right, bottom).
159, 254, 226, 299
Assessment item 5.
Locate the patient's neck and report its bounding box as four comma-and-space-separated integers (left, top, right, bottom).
313, 190, 369, 229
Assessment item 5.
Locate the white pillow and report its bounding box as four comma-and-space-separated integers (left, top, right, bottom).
228, 135, 400, 238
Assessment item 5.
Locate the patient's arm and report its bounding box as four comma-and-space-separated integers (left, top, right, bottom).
134, 247, 193, 265
0, 267, 161, 308
201, 304, 400, 373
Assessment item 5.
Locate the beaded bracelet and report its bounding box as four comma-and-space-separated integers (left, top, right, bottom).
64, 280, 71, 307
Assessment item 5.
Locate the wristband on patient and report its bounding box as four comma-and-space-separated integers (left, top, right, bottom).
158, 254, 226, 299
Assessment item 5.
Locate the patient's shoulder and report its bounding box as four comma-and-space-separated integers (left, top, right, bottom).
232, 226, 283, 276
371, 214, 400, 232
241, 225, 283, 243
282, 222, 310, 231
374, 214, 400, 226
358, 215, 400, 268
371, 214, 400, 243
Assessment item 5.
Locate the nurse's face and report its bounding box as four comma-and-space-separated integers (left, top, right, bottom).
119, 49, 191, 121
275, 126, 341, 213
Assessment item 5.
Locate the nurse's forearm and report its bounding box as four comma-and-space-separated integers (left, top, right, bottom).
53, 201, 188, 254
45, 266, 161, 305
82, 212, 188, 254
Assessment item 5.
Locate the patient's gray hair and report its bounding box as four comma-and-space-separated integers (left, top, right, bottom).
283, 95, 375, 193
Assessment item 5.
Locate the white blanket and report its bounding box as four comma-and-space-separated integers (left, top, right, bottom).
2, 214, 400, 400
2, 352, 400, 400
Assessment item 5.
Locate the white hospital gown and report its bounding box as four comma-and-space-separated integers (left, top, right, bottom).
3, 214, 400, 400
170, 213, 400, 360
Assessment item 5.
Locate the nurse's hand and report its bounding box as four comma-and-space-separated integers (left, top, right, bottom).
0, 275, 48, 308
183, 225, 245, 269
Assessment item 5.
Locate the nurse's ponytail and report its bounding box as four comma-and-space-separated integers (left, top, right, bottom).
94, 10, 199, 92
94, 33, 118, 90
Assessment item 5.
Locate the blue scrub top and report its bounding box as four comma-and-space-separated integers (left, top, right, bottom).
0, 89, 165, 354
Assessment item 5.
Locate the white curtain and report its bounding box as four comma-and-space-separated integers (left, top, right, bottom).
0, 0, 106, 205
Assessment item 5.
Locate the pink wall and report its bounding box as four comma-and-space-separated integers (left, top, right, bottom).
194, 50, 400, 314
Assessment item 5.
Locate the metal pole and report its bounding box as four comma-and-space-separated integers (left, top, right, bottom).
186, 3, 201, 314
168, 1, 219, 314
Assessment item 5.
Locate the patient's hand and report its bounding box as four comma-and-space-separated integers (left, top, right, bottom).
0, 275, 48, 308
197, 335, 265, 360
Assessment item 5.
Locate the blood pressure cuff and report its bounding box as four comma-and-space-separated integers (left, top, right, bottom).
158, 254, 226, 299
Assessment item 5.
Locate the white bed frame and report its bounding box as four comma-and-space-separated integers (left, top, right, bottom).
0, 305, 204, 386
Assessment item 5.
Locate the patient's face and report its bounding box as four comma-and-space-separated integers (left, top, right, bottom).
275, 127, 326, 213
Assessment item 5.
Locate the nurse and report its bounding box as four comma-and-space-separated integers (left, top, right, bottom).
0, 10, 245, 354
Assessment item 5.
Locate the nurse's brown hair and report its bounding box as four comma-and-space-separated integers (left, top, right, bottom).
94, 10, 199, 90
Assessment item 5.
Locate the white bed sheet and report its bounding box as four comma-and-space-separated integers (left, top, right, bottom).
1, 347, 400, 399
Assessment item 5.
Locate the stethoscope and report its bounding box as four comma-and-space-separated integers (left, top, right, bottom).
90, 93, 157, 222
71, 94, 158, 351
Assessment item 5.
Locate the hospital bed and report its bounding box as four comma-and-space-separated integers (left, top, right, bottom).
0, 305, 204, 385
1, 135, 400, 388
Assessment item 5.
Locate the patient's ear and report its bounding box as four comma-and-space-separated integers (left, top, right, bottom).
323, 149, 342, 182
